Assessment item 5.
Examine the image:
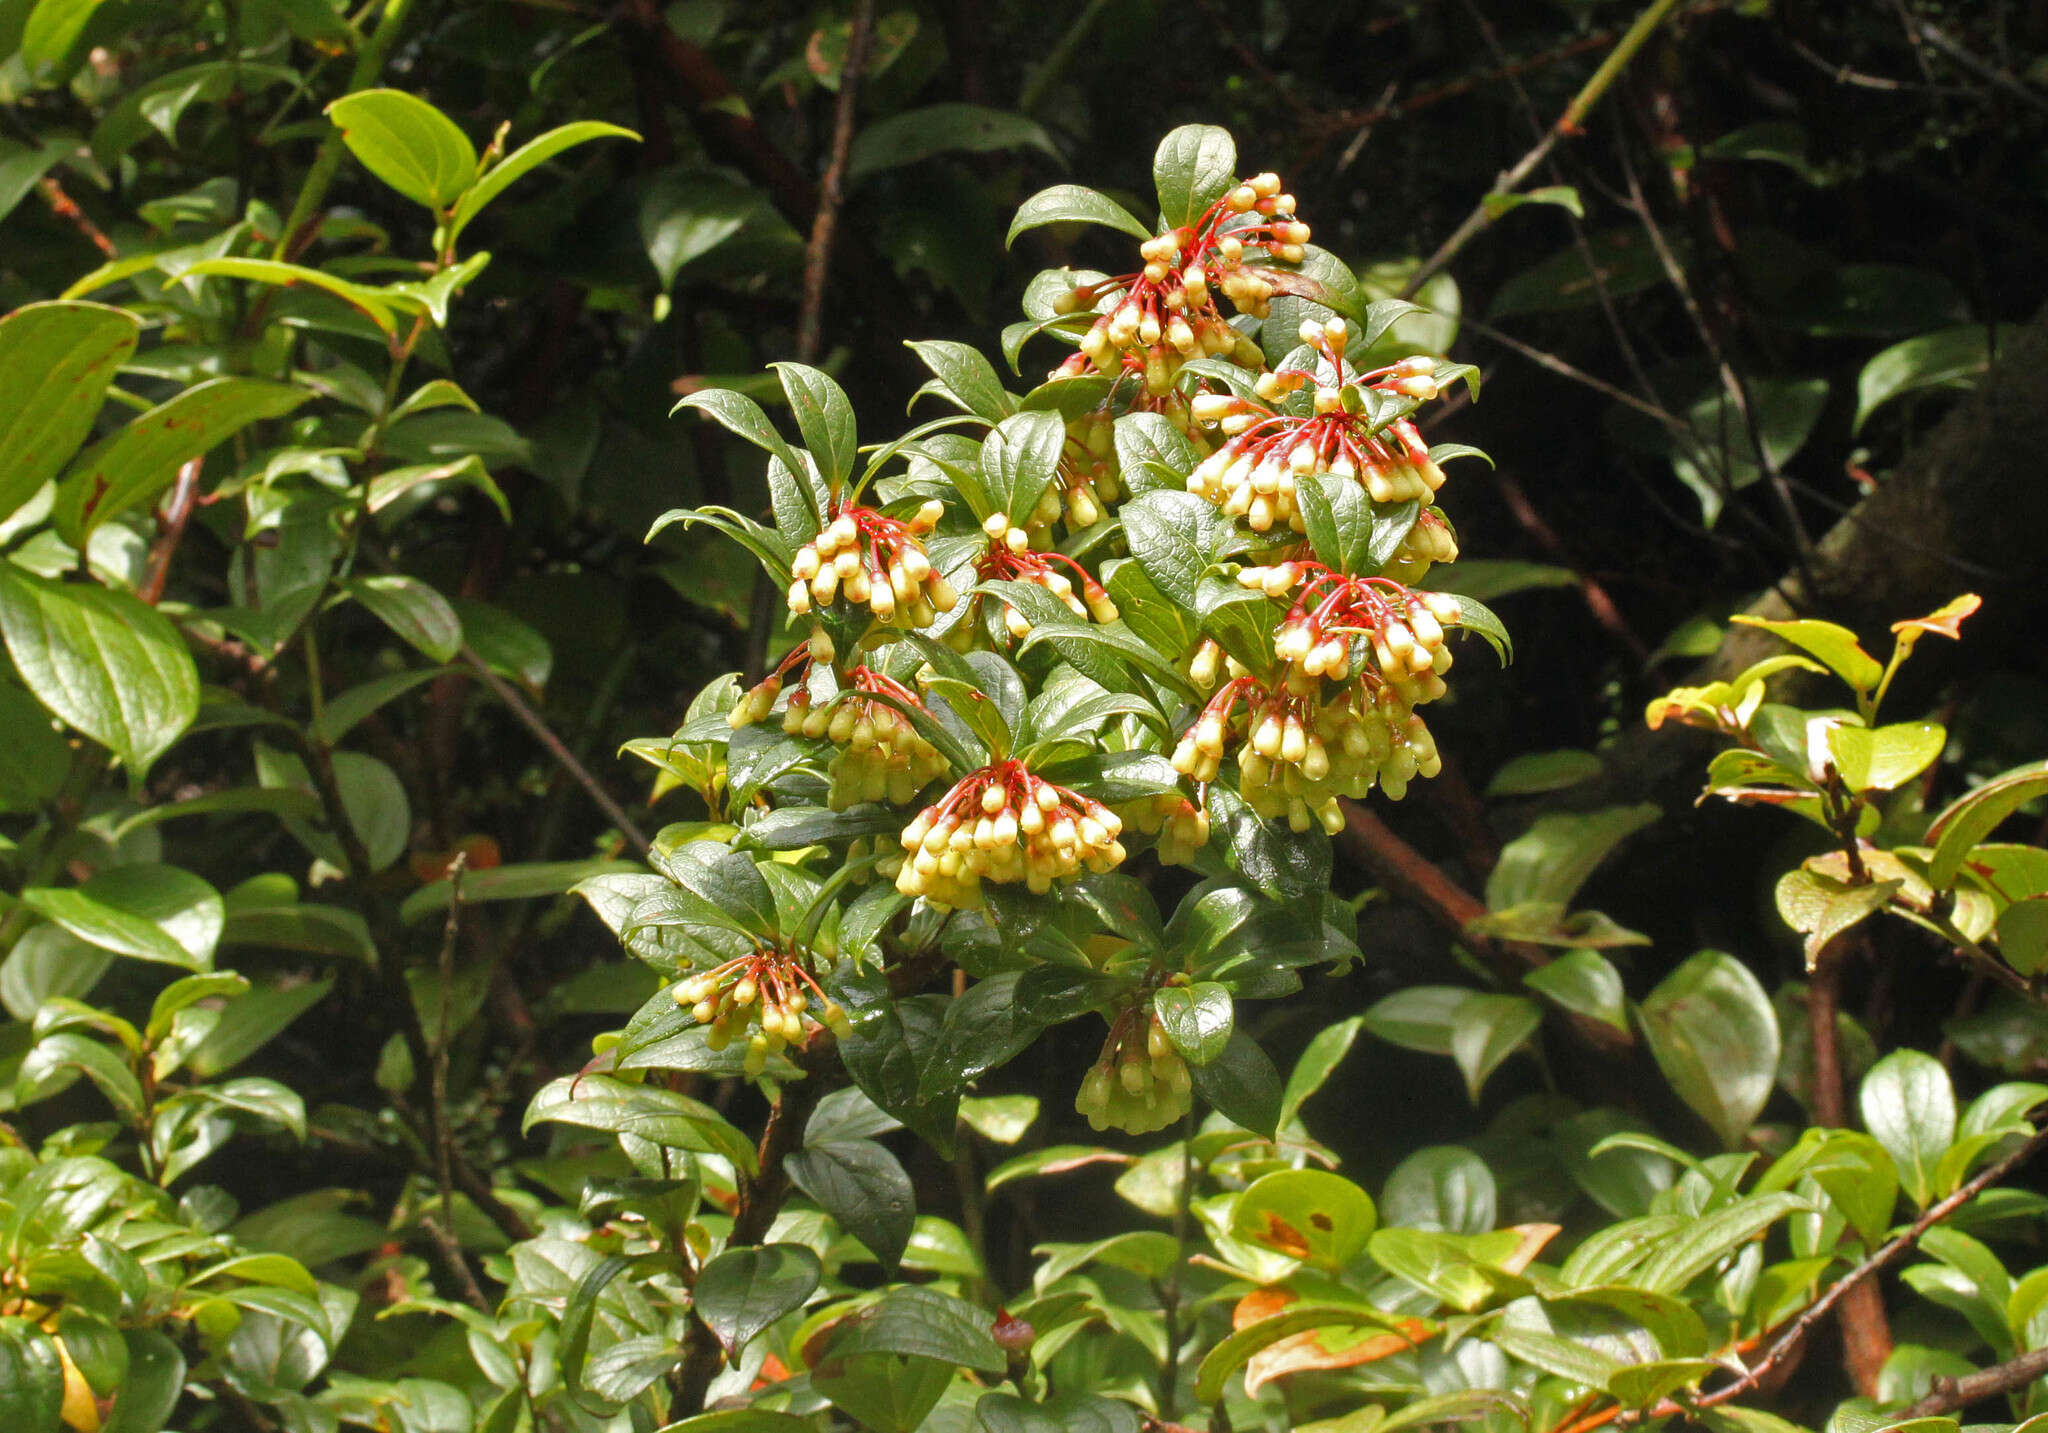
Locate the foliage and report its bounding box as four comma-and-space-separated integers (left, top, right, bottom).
0, 2, 2046, 1433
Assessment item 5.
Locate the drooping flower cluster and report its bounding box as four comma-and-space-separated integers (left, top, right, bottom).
1114, 790, 1212, 869
1185, 320, 1448, 533
1051, 171, 1310, 396
954, 511, 1118, 648
1172, 573, 1458, 829
787, 500, 956, 628
787, 667, 950, 810
673, 944, 852, 1077
896, 760, 1125, 908
1076, 1001, 1190, 1135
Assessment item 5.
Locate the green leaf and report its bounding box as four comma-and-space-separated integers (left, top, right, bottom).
102, 1327, 182, 1433
1188, 1026, 1283, 1137
905, 340, 1014, 422
1152, 982, 1233, 1066
1364, 986, 1474, 1056
1758, 1127, 1898, 1250
0, 1317, 63, 1429
1730, 614, 1883, 695
400, 859, 639, 925
1775, 869, 1901, 967
1381, 1146, 1496, 1235
187, 977, 334, 1078
1485, 805, 1659, 912
825, 1285, 1005, 1374
847, 103, 1060, 183
1195, 1302, 1427, 1403
1637, 950, 1779, 1150
771, 362, 859, 492
1006, 184, 1152, 245
1294, 471, 1375, 574
0, 925, 111, 1021
1859, 1049, 1956, 1207
173, 257, 400, 333
975, 1392, 1140, 1433
654, 1415, 813, 1433
1488, 1325, 1622, 1391
693, 1243, 821, 1357
1608, 1358, 1719, 1407
53, 376, 310, 544
19, 1030, 144, 1118
0, 301, 138, 525
1855, 325, 1994, 432
448, 120, 638, 241
1449, 993, 1541, 1102
1827, 721, 1945, 792
342, 575, 462, 664
787, 1138, 915, 1274
920, 973, 1041, 1099
1524, 950, 1629, 1033
1481, 184, 1585, 220
524, 1073, 757, 1171
981, 409, 1065, 527
25, 863, 223, 970
1997, 896, 2048, 977
1231, 1169, 1377, 1269
1487, 749, 1604, 797
1152, 124, 1237, 228
326, 88, 478, 210
1631, 1193, 1809, 1294
670, 389, 814, 524
366, 455, 511, 522
1927, 760, 2048, 888
1280, 1015, 1363, 1130
1491, 228, 1672, 318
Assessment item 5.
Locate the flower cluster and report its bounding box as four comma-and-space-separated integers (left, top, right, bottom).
1051, 171, 1309, 396
1114, 790, 1212, 868
1383, 507, 1460, 583
896, 759, 1125, 908
1076, 1003, 1190, 1135
787, 500, 956, 628
673, 945, 852, 1077
956, 511, 1118, 647
783, 667, 950, 809
1172, 583, 1451, 831
1185, 321, 1448, 534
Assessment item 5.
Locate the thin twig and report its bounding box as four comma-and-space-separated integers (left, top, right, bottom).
418, 1210, 491, 1313
1680, 1126, 2048, 1415
1403, 0, 1689, 296
1491, 469, 1652, 662
796, 0, 875, 366
138, 458, 205, 606
37, 176, 116, 257
1901, 1344, 2048, 1417
431, 851, 469, 1236
460, 647, 652, 859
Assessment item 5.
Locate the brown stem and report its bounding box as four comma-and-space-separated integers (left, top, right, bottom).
1806, 935, 1893, 1395
797, 0, 875, 364
138, 458, 205, 606
1338, 802, 1632, 1054
1666, 1126, 2048, 1418
430, 853, 469, 1234
37, 175, 116, 257
418, 1211, 491, 1314
1901, 1344, 2048, 1418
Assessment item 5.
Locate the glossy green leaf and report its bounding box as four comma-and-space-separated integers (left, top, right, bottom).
25, 863, 223, 970
448, 120, 638, 241
524, 1073, 757, 1171
693, 1243, 821, 1357
1637, 950, 1779, 1149
771, 362, 859, 491
787, 1138, 915, 1274
1523, 950, 1629, 1033
1775, 868, 1901, 966
343, 575, 462, 663
1152, 124, 1236, 228
0, 301, 138, 523
1188, 1026, 1283, 1137
1860, 1049, 1956, 1207
847, 103, 1060, 183
1855, 324, 1994, 432
1152, 981, 1233, 1066
824, 1285, 1004, 1373
326, 88, 478, 210
1006, 184, 1151, 245
1927, 760, 2048, 888
1449, 993, 1541, 1102
53, 376, 310, 543
1730, 614, 1883, 695
173, 256, 399, 333
1485, 804, 1658, 912
1381, 1146, 1497, 1235
1827, 721, 1945, 792
0, 1317, 63, 1429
